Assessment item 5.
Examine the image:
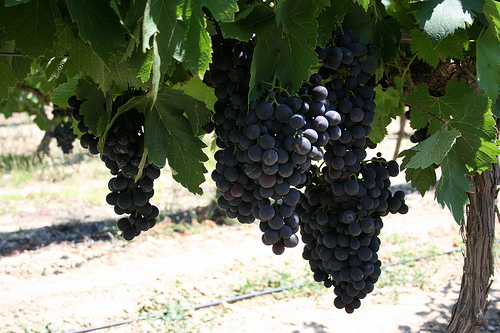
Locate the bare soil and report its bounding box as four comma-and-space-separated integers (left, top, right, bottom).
1, 113, 500, 333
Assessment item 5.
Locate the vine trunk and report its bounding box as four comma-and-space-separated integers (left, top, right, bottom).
446, 163, 498, 332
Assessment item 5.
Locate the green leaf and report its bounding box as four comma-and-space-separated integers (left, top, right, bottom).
405, 79, 475, 133
436, 148, 473, 223
448, 94, 500, 172
9, 56, 33, 82
181, 2, 212, 76
249, 0, 319, 100
316, 0, 352, 44
353, 0, 371, 11
477, 27, 500, 102
0, 0, 57, 57
135, 48, 154, 83
0, 60, 19, 99
134, 88, 209, 194
451, 92, 496, 140
180, 76, 216, 114
68, 37, 147, 93
74, 79, 106, 135
51, 76, 80, 107
220, 3, 274, 42
405, 127, 461, 169
405, 164, 437, 196
65, 0, 127, 64
201, 0, 239, 22
484, 0, 500, 39
414, 0, 475, 46
410, 29, 439, 67
142, 0, 184, 100
374, 85, 402, 116
368, 114, 392, 144
437, 29, 468, 59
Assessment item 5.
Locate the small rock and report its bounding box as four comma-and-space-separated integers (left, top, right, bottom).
487, 325, 496, 331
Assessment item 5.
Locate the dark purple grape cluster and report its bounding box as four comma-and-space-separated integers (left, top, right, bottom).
292, 27, 408, 313
52, 122, 78, 154
299, 158, 407, 312
50, 107, 78, 154
68, 94, 160, 240
209, 27, 408, 311
208, 34, 301, 254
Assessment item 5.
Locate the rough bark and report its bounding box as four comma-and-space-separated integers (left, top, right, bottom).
446, 164, 498, 333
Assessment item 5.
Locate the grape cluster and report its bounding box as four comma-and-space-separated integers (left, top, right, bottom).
208, 27, 409, 311
291, 27, 408, 312
52, 122, 77, 154
209, 33, 340, 254
68, 94, 161, 240
208, 34, 302, 253
51, 108, 78, 154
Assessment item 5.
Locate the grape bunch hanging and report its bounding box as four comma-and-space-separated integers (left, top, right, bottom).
67, 94, 161, 240
51, 107, 78, 154
207, 27, 408, 313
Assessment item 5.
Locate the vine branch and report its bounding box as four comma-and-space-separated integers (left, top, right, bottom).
16, 85, 51, 105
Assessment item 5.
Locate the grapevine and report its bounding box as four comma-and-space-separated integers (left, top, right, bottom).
0, 0, 498, 329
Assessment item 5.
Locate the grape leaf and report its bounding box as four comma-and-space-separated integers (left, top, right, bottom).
179, 76, 217, 114
374, 85, 402, 116
410, 29, 439, 67
411, 28, 467, 67
484, 0, 500, 40
181, 3, 212, 77
413, 0, 475, 46
316, 0, 352, 45
448, 93, 500, 172
74, 79, 106, 136
249, 0, 319, 101
405, 165, 437, 196
201, 0, 239, 22
51, 75, 80, 107
220, 4, 275, 42
0, 0, 57, 57
477, 27, 500, 102
436, 29, 468, 59
68, 37, 147, 93
142, 0, 185, 100
353, 0, 371, 11
65, 0, 127, 64
133, 88, 209, 194
405, 127, 460, 169
405, 79, 475, 133
9, 56, 32, 82
0, 60, 19, 99
436, 148, 473, 223
368, 114, 392, 144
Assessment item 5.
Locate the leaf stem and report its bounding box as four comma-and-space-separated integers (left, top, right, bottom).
400, 100, 446, 123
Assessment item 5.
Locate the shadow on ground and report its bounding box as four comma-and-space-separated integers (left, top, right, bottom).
0, 219, 117, 256
291, 321, 329, 333
400, 282, 500, 333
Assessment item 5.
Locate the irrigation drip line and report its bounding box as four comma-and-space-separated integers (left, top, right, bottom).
63, 243, 492, 333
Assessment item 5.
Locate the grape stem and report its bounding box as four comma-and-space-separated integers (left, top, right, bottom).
399, 100, 446, 123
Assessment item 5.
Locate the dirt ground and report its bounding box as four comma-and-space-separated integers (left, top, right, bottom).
1, 113, 500, 333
